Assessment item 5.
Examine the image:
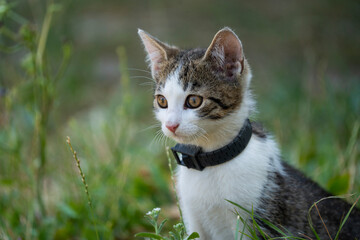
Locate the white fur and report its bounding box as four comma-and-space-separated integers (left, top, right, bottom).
155, 68, 281, 239
155, 67, 209, 145
178, 136, 280, 239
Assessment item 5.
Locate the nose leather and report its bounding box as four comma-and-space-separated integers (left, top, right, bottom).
166, 124, 179, 133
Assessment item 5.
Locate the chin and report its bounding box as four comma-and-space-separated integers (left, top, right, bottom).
164, 131, 197, 144
172, 136, 190, 144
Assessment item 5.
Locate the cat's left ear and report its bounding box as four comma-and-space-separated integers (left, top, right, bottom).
203, 27, 244, 78
138, 29, 179, 79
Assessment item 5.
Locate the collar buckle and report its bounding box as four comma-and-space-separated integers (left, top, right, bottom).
171, 144, 204, 171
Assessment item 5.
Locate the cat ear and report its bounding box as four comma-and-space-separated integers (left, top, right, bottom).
203, 27, 244, 78
138, 29, 179, 78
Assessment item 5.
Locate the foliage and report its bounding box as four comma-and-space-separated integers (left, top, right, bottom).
0, 0, 359, 239
228, 198, 360, 240
135, 208, 199, 240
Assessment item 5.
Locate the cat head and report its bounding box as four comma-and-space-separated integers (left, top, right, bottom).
138, 27, 254, 150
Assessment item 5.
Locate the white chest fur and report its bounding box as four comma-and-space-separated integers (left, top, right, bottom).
176, 135, 281, 240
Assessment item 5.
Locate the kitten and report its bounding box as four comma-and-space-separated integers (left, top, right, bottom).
138, 27, 360, 239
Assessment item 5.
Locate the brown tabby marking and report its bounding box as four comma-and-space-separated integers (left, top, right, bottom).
154, 48, 251, 120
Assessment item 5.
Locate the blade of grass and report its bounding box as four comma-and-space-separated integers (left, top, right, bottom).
345, 121, 359, 193
333, 195, 360, 240
307, 195, 356, 240
313, 202, 332, 240
235, 215, 240, 240
299, 233, 313, 240
226, 200, 288, 237
238, 214, 248, 240
33, 3, 62, 218
250, 206, 268, 240
36, 3, 61, 74
67, 136, 100, 240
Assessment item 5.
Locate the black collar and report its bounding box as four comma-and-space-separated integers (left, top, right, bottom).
171, 119, 252, 171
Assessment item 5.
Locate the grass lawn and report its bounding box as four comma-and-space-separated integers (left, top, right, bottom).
0, 0, 359, 239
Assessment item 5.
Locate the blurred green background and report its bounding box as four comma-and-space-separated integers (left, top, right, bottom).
0, 0, 359, 239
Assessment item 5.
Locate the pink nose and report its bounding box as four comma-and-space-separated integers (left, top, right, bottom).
166, 124, 179, 133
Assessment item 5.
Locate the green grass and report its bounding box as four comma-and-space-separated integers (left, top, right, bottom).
0, 0, 359, 239
227, 197, 360, 240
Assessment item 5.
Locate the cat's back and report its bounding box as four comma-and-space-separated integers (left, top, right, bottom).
258, 161, 360, 239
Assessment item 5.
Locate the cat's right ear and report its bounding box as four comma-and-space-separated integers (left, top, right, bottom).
138, 29, 179, 79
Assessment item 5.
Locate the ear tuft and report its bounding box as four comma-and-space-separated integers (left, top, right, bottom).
203, 27, 244, 78
138, 29, 178, 79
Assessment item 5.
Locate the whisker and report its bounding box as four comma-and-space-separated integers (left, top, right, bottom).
139, 123, 161, 133
127, 68, 151, 74
139, 82, 155, 86
160, 133, 168, 147
199, 133, 209, 145
165, 135, 169, 147
195, 126, 210, 145
130, 75, 154, 81
151, 129, 163, 147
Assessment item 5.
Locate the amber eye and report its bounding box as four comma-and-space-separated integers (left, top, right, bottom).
185, 95, 203, 109
156, 95, 168, 108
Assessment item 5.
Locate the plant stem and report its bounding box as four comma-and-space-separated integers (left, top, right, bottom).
166, 147, 185, 228
36, 114, 47, 216
34, 2, 59, 218
67, 136, 100, 240
36, 5, 53, 75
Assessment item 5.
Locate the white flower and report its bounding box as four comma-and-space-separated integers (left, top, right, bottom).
146, 207, 161, 216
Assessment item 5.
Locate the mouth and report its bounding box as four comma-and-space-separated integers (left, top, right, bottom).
164, 131, 197, 144
166, 131, 184, 140
162, 125, 205, 144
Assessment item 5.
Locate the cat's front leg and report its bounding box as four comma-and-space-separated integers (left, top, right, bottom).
182, 210, 211, 240
180, 202, 212, 240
